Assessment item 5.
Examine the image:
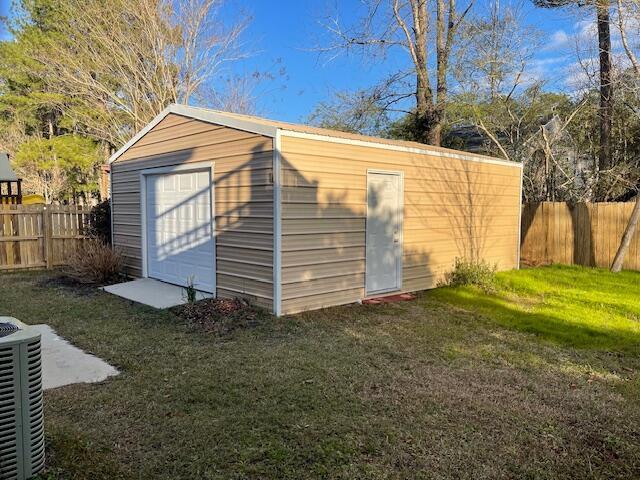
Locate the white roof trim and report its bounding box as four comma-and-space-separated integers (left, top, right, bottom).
109, 106, 171, 164
109, 103, 521, 170
280, 130, 522, 169
108, 104, 278, 164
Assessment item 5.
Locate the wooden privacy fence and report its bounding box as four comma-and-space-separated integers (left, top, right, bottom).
521, 201, 640, 270
0, 204, 92, 271
3, 201, 638, 272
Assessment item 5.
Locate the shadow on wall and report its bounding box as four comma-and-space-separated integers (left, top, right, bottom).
127, 144, 275, 306
212, 143, 275, 305
410, 154, 517, 275
120, 137, 522, 313
279, 156, 432, 311
142, 145, 434, 311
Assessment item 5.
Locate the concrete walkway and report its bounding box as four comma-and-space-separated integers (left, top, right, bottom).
103, 278, 212, 309
33, 324, 119, 390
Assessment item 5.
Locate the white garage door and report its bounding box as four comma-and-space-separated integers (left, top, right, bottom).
145, 169, 215, 293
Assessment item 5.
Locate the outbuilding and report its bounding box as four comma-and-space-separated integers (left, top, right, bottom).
109, 104, 523, 315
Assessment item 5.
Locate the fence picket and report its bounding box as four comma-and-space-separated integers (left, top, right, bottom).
0, 204, 91, 271
520, 201, 640, 270
3, 201, 639, 272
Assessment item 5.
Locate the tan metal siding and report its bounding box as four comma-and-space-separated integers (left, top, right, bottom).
111, 113, 273, 310
279, 135, 521, 314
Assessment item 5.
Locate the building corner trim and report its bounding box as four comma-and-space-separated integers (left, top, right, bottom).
516, 163, 524, 269
109, 168, 115, 249
273, 131, 283, 316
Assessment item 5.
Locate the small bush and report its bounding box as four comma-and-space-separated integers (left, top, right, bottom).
183, 275, 197, 304
65, 239, 123, 284
87, 200, 112, 245
442, 258, 497, 293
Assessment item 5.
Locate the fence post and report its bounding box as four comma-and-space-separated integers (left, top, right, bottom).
2, 206, 14, 268
42, 207, 53, 269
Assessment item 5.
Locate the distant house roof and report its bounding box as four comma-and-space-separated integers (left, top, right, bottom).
0, 153, 19, 181
445, 125, 490, 154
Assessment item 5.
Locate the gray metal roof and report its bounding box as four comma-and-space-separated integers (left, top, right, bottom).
0, 153, 18, 181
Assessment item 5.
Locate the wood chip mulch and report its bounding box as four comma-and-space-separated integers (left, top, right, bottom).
172, 298, 262, 335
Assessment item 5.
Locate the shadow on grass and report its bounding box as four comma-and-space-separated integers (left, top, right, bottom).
428, 284, 640, 354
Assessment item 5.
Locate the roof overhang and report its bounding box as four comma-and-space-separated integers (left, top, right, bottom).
108, 103, 522, 170
108, 104, 278, 164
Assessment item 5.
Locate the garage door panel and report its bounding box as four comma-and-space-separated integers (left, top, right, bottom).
146, 169, 215, 293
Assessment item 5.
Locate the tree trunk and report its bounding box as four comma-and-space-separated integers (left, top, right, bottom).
414, 72, 431, 142
611, 197, 640, 272
414, 106, 443, 146
597, 0, 613, 173
432, 0, 447, 147
428, 119, 443, 146
413, 0, 434, 146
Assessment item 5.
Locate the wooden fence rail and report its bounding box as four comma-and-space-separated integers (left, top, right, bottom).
521, 201, 640, 270
3, 201, 638, 272
0, 204, 92, 271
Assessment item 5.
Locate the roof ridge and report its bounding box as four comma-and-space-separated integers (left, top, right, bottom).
109, 103, 521, 169
172, 104, 518, 167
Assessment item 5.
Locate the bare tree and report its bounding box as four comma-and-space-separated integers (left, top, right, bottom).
598, 0, 614, 171
533, 0, 614, 173
452, 0, 541, 157
453, 1, 539, 100
449, 2, 591, 201
319, 0, 474, 146
610, 0, 640, 271
616, 0, 640, 73
33, 0, 250, 148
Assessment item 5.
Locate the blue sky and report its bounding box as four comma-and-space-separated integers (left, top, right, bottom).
0, 1, 11, 40
0, 0, 593, 122
237, 0, 586, 122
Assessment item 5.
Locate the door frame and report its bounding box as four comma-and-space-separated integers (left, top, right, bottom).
139, 161, 216, 294
365, 169, 404, 296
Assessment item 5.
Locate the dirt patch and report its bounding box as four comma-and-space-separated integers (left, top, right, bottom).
171, 298, 265, 335
36, 274, 102, 297
36, 273, 126, 297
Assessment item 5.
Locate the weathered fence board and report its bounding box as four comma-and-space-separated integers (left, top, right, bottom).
0, 204, 91, 271
5, 201, 638, 272
521, 202, 640, 270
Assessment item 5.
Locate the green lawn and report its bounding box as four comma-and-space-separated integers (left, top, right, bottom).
431, 265, 640, 353
0, 266, 638, 479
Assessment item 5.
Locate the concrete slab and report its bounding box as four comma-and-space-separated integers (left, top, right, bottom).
32, 324, 119, 390
103, 278, 212, 309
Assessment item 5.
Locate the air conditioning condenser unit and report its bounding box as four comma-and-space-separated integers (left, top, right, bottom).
0, 317, 45, 480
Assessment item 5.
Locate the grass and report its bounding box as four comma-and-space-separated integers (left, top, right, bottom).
0, 266, 637, 479
431, 264, 640, 353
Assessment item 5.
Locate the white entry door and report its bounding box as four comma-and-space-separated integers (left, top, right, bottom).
145, 169, 215, 293
365, 171, 403, 295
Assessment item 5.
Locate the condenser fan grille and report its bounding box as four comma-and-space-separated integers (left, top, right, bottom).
0, 345, 18, 480
26, 340, 44, 473
0, 325, 18, 339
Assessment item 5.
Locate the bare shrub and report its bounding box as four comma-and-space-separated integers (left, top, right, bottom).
65, 239, 123, 284
441, 257, 498, 293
